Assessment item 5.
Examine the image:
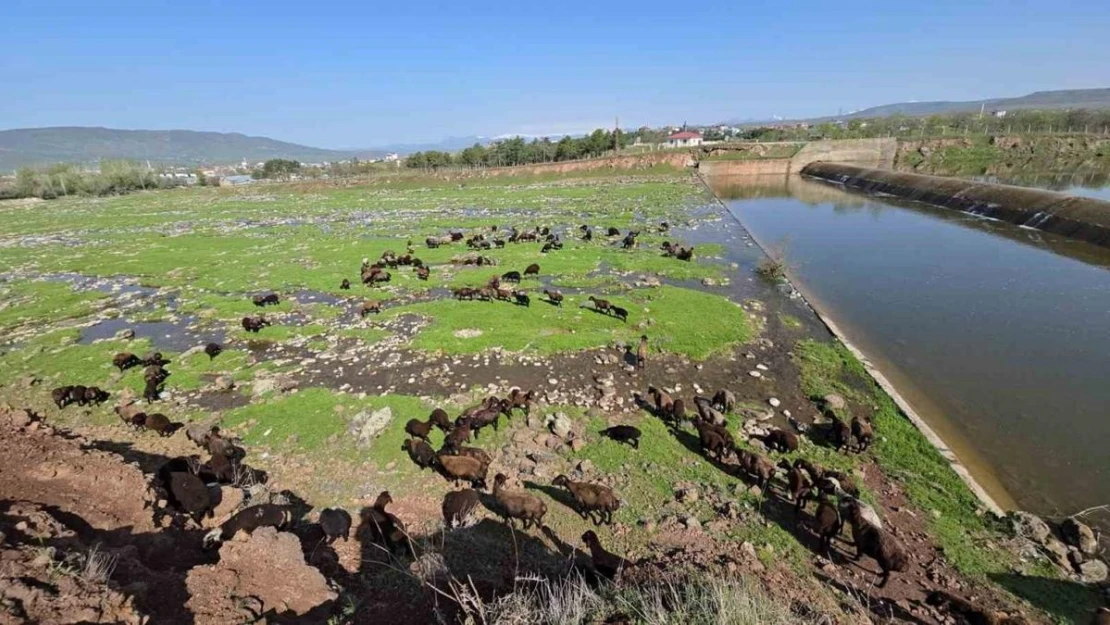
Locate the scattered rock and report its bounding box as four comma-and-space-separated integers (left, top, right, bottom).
115, 328, 136, 340
349, 407, 394, 448
569, 437, 586, 452
683, 516, 701, 530
212, 375, 235, 392
748, 371, 762, 378
674, 484, 699, 504
1009, 511, 1051, 544
204, 486, 245, 528
822, 394, 847, 410
1079, 559, 1108, 583
19, 375, 39, 388
185, 527, 336, 622
768, 398, 781, 408
453, 328, 483, 339
548, 412, 572, 439
1061, 517, 1098, 555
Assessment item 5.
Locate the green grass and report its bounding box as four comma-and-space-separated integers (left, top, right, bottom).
384, 285, 750, 359
0, 281, 107, 332
793, 339, 1099, 622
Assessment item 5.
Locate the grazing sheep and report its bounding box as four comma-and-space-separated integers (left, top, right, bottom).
524, 263, 540, 277
401, 439, 437, 470
113, 352, 142, 372
587, 296, 610, 313
851, 417, 873, 452
404, 412, 446, 442
761, 428, 799, 453
513, 291, 530, 307
449, 446, 492, 473
581, 228, 593, 241
501, 270, 521, 283
82, 386, 109, 406
647, 385, 674, 418
142, 413, 177, 436
166, 471, 212, 521
841, 498, 907, 588
543, 289, 563, 306
241, 316, 270, 333
142, 379, 161, 403
319, 508, 353, 544
605, 227, 620, 237
492, 474, 547, 529
581, 530, 628, 580
204, 342, 222, 360
416, 266, 430, 280
694, 422, 733, 461
442, 489, 481, 528
636, 335, 648, 369
810, 496, 842, 557
142, 351, 169, 367
360, 300, 382, 317
828, 414, 852, 452
251, 293, 279, 307
692, 396, 726, 426
552, 475, 620, 525
600, 425, 641, 449
610, 306, 628, 322
444, 420, 472, 450
452, 287, 477, 301
736, 450, 775, 491
777, 459, 813, 513
506, 389, 535, 415
340, 279, 351, 290
145, 364, 170, 385
665, 395, 685, 420
64, 385, 88, 406
675, 246, 694, 261
204, 504, 293, 548
620, 232, 638, 249
437, 454, 487, 488
51, 386, 73, 409
465, 405, 502, 439
712, 389, 736, 413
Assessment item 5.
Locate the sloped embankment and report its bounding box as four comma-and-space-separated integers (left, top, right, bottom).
802, 162, 1110, 248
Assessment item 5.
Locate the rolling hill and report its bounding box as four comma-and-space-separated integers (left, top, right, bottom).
0, 127, 369, 171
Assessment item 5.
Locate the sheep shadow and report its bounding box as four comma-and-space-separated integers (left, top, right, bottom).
813, 571, 932, 625
521, 481, 583, 519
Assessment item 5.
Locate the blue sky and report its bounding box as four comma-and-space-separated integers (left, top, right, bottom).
2, 0, 1108, 147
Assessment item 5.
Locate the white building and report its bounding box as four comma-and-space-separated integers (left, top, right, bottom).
665, 130, 703, 148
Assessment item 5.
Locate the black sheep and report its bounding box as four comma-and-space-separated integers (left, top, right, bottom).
340, 279, 351, 290
319, 508, 353, 544
67, 385, 89, 406
606, 227, 620, 237
600, 425, 641, 449
513, 291, 530, 307
83, 386, 110, 406
252, 293, 280, 307
442, 489, 481, 528
851, 417, 874, 452
204, 504, 293, 548
204, 342, 222, 360
761, 429, 799, 453
360, 492, 409, 555
636, 335, 648, 369
167, 472, 211, 522
51, 386, 73, 409
610, 306, 628, 323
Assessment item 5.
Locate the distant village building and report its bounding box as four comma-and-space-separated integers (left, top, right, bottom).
992, 110, 1008, 118
219, 174, 255, 187
665, 130, 703, 148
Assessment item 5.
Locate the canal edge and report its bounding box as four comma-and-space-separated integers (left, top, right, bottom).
696, 171, 1007, 517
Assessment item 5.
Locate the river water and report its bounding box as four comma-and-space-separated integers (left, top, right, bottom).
706, 174, 1110, 521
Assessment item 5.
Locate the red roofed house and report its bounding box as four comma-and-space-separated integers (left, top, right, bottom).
665, 130, 703, 147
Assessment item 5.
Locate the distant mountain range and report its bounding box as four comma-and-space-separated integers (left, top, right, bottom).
725, 88, 1110, 126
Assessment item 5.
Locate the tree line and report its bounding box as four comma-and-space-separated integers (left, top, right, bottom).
1, 161, 188, 200
405, 127, 674, 170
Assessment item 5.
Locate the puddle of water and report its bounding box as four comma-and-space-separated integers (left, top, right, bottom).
78, 316, 221, 352
708, 173, 1110, 521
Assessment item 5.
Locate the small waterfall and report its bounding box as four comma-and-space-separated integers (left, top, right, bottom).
1021, 212, 1053, 230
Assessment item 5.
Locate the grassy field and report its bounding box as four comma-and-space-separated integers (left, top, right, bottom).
0, 169, 1092, 623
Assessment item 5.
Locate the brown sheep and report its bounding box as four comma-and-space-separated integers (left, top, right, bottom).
636, 335, 647, 369
112, 352, 141, 372
448, 445, 492, 473
693, 396, 726, 425
777, 459, 813, 513
252, 293, 280, 307
438, 454, 487, 489
83, 386, 110, 406
241, 316, 270, 333
543, 289, 563, 306
841, 498, 908, 588
672, 398, 686, 422
404, 413, 441, 441
524, 263, 540, 277
851, 417, 873, 452
737, 449, 775, 491
588, 296, 610, 313
142, 413, 178, 436
694, 422, 732, 461
145, 364, 169, 385
581, 530, 628, 580
646, 385, 674, 418
142, 379, 161, 403
416, 266, 430, 280
810, 496, 842, 557
401, 439, 437, 470
360, 300, 382, 316
552, 475, 620, 525
828, 413, 852, 452
444, 420, 472, 451
761, 428, 799, 453
712, 389, 736, 413
506, 389, 534, 415
442, 489, 481, 528
492, 474, 546, 529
